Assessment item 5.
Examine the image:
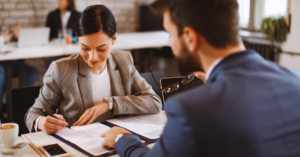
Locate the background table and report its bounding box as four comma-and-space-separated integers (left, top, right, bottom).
0, 31, 169, 122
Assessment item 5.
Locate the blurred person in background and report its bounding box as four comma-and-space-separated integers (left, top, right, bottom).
0, 25, 39, 119
46, 0, 81, 40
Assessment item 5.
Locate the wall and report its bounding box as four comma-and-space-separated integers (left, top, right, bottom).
282, 0, 300, 53
0, 0, 155, 86
0, 0, 154, 33
280, 0, 300, 70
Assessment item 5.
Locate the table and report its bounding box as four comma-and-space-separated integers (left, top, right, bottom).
1, 135, 155, 157
0, 31, 169, 61
0, 31, 169, 122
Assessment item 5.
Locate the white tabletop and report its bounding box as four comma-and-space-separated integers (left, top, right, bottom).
19, 132, 155, 157
0, 31, 169, 61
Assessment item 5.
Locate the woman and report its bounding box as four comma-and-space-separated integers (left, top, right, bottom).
46, 0, 81, 39
25, 5, 162, 134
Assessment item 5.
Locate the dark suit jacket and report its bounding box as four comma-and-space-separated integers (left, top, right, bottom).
115, 49, 300, 157
45, 9, 81, 39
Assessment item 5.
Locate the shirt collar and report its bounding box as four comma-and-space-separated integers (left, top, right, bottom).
205, 58, 224, 81
61, 11, 71, 18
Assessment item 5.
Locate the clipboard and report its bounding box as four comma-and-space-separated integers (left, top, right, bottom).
51, 121, 157, 157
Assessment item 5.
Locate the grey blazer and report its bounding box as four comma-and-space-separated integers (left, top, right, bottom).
25, 50, 162, 132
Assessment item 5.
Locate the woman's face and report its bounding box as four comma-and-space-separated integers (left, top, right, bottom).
57, 0, 69, 11
78, 31, 117, 72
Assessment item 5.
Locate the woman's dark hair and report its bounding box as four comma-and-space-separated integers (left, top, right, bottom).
66, 0, 76, 11
75, 5, 117, 38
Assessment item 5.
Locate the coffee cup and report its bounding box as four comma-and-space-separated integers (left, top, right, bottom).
0, 123, 19, 149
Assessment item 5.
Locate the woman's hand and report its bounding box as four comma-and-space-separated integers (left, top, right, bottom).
73, 101, 109, 126
38, 114, 68, 134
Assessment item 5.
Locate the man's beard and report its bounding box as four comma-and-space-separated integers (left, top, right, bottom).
176, 43, 203, 75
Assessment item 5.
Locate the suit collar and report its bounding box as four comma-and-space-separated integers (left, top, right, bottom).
107, 53, 117, 70
78, 54, 89, 76
107, 52, 125, 96
207, 49, 262, 83
77, 52, 120, 110
54, 9, 78, 29
77, 52, 123, 97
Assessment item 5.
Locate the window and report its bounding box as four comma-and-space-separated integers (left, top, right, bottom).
238, 0, 251, 28
238, 0, 288, 31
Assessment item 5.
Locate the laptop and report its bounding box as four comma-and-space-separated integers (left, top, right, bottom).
18, 27, 50, 48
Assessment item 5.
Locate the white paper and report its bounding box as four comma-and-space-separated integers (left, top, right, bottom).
56, 123, 111, 156
107, 113, 167, 139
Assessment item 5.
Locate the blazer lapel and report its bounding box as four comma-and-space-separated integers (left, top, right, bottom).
55, 9, 62, 30
67, 11, 75, 28
107, 54, 126, 96
77, 54, 94, 110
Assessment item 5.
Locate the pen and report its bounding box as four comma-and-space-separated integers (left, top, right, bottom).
40, 109, 59, 119
40, 109, 70, 128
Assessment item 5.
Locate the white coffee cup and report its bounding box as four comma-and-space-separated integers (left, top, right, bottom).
0, 123, 19, 149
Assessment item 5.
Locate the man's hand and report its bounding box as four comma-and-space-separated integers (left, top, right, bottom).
101, 127, 131, 149
38, 114, 68, 134
73, 101, 109, 126
194, 71, 206, 83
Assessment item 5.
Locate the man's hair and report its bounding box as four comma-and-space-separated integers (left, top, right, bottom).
150, 0, 240, 48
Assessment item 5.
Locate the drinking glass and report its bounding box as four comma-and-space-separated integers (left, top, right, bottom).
63, 28, 72, 44
58, 29, 63, 43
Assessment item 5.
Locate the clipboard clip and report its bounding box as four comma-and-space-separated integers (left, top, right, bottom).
109, 150, 117, 155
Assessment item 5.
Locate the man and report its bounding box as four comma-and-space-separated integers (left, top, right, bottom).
101, 0, 300, 156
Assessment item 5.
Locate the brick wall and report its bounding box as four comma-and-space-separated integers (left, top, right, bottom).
0, 0, 155, 33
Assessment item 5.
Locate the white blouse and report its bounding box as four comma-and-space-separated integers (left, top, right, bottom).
89, 65, 112, 105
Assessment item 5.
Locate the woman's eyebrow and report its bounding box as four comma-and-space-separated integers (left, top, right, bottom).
97, 44, 107, 48
80, 43, 88, 47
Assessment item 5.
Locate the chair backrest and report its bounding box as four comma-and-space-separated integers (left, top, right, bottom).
140, 71, 165, 101
11, 86, 42, 135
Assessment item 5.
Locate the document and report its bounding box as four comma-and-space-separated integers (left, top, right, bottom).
55, 123, 111, 156
107, 113, 167, 139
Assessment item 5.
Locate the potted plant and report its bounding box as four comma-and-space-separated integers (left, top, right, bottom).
260, 16, 289, 62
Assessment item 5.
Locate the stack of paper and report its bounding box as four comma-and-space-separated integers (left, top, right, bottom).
107, 114, 167, 139
56, 123, 111, 156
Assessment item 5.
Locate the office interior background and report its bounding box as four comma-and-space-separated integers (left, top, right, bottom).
0, 0, 299, 115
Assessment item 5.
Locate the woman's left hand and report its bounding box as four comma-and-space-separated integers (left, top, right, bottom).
73, 101, 109, 126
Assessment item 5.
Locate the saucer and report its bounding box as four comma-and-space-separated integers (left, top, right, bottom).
0, 139, 28, 154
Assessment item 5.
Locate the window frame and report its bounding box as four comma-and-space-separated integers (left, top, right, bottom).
240, 0, 290, 32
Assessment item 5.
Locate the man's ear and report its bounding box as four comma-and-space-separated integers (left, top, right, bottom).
112, 32, 118, 45
182, 27, 199, 53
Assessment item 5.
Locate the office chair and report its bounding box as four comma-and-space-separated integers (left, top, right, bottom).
140, 71, 165, 101
11, 86, 42, 135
